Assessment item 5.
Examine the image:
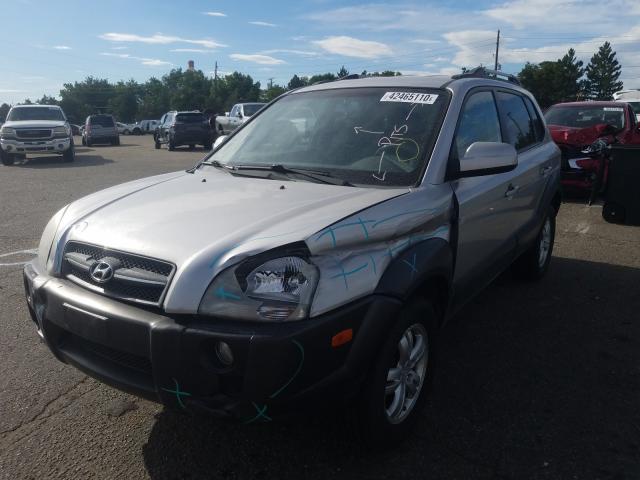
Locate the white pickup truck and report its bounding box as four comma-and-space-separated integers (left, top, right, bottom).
215, 102, 265, 135
0, 104, 74, 165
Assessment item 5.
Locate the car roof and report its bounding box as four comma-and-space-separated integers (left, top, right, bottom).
293, 74, 534, 98
550, 101, 628, 108
12, 104, 61, 108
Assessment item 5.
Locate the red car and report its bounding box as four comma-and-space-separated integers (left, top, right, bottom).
544, 101, 640, 194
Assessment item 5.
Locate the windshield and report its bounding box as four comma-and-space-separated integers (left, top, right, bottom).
7, 106, 65, 122
545, 105, 625, 130
626, 101, 640, 114
209, 88, 448, 187
175, 113, 205, 123
243, 104, 264, 117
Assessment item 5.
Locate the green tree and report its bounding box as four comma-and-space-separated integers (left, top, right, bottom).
307, 73, 336, 84
584, 41, 623, 100
0, 103, 10, 122
556, 48, 584, 101
169, 69, 212, 111
108, 80, 140, 122
35, 95, 59, 105
262, 84, 287, 102
337, 65, 349, 77
138, 77, 170, 119
59, 77, 114, 121
287, 74, 307, 89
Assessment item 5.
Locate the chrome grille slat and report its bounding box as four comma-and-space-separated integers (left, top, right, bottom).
62, 241, 174, 306
16, 129, 53, 139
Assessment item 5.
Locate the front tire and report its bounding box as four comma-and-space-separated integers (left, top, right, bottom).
1, 150, 15, 165
512, 205, 556, 280
355, 298, 438, 450
62, 145, 75, 162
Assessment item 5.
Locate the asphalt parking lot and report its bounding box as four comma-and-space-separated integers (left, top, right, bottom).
1, 135, 639, 480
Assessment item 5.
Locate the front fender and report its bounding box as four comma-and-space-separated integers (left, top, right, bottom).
375, 237, 453, 302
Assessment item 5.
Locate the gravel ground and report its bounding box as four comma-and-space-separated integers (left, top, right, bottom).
1, 135, 639, 479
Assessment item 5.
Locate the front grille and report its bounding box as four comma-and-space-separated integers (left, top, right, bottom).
16, 129, 52, 139
62, 241, 174, 306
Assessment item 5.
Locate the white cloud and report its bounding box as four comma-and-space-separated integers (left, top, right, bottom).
100, 52, 173, 67
249, 21, 277, 27
260, 49, 319, 57
0, 88, 26, 93
111, 46, 128, 50
313, 36, 392, 59
170, 48, 213, 53
203, 11, 226, 17
99, 32, 226, 50
229, 53, 285, 65
53, 45, 71, 50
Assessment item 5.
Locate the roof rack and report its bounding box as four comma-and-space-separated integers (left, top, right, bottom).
451, 66, 520, 86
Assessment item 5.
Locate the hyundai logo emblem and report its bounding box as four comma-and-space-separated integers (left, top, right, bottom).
90, 261, 114, 284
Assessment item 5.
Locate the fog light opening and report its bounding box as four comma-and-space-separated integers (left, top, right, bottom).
215, 341, 234, 366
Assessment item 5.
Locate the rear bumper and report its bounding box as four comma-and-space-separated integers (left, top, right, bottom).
23, 261, 401, 421
1, 137, 71, 154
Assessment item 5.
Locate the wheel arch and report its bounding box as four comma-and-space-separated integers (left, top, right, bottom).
374, 237, 453, 326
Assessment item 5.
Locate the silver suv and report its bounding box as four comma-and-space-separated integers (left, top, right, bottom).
24, 68, 560, 448
82, 114, 119, 146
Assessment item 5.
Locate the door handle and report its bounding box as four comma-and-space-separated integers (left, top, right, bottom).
505, 184, 520, 198
541, 165, 553, 176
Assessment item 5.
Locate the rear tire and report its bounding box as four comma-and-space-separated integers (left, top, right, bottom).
355, 298, 438, 450
81, 136, 86, 146
168, 140, 176, 151
115, 137, 120, 146
512, 205, 556, 281
602, 202, 625, 224
154, 139, 161, 149
86, 138, 92, 147
1, 150, 15, 166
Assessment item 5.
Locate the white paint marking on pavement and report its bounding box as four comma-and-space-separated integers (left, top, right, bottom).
0, 248, 38, 266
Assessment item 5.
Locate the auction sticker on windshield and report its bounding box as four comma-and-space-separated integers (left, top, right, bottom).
380, 92, 439, 104
603, 107, 624, 111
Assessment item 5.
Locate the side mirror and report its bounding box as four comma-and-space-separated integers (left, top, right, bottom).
237, 112, 243, 119
213, 135, 227, 149
459, 142, 517, 177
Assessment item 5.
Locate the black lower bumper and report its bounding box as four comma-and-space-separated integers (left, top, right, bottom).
23, 262, 402, 422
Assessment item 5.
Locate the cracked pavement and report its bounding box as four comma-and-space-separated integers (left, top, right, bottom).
1, 136, 639, 479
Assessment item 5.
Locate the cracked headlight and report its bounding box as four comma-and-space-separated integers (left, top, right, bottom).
199, 256, 319, 321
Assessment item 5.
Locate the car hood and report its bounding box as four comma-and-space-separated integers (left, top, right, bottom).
3, 120, 67, 129
54, 168, 408, 311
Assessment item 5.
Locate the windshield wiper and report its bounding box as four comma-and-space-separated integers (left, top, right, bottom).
231, 164, 354, 186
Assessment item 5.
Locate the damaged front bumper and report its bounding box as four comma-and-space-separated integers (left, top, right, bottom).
23, 260, 401, 422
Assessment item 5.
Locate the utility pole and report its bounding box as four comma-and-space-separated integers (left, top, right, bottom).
268, 77, 274, 89
214, 61, 218, 88
494, 29, 500, 71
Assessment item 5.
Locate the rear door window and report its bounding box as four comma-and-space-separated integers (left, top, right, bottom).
496, 91, 537, 150
454, 90, 502, 160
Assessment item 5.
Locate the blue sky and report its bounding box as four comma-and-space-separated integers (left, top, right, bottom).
2, 0, 640, 104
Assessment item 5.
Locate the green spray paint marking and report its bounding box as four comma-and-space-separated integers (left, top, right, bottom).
269, 339, 305, 399
161, 378, 191, 410
244, 402, 272, 424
